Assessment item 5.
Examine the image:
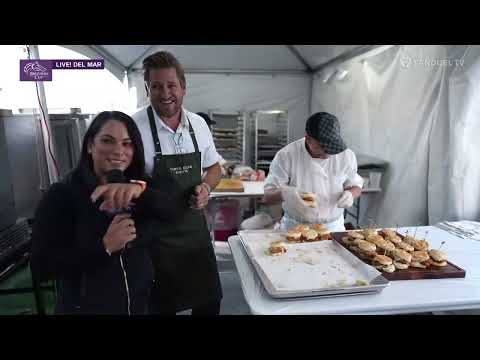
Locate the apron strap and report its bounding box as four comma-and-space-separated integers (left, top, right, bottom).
186, 115, 200, 153
148, 106, 200, 155
147, 106, 162, 155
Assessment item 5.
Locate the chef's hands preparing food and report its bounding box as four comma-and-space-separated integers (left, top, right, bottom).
280, 186, 319, 223
336, 187, 362, 209
336, 190, 354, 208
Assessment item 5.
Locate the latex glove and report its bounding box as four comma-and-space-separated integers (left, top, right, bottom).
337, 190, 354, 208
281, 186, 319, 223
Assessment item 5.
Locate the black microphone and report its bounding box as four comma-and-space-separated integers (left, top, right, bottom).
106, 168, 126, 184
105, 169, 132, 215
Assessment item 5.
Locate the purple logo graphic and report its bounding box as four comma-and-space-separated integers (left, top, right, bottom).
20, 60, 52, 81
20, 59, 104, 81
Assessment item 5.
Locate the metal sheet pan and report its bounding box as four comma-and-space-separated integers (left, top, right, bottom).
238, 230, 390, 299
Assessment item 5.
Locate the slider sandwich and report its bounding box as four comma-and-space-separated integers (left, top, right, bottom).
268, 241, 287, 256
403, 235, 417, 246
410, 251, 430, 268
348, 231, 365, 240
318, 230, 332, 240
301, 229, 319, 242
291, 224, 310, 232
366, 234, 384, 244
342, 236, 356, 246
286, 230, 302, 243
396, 241, 415, 252
413, 239, 429, 251
355, 239, 377, 259
363, 228, 378, 238
368, 236, 395, 252
381, 228, 397, 238
390, 248, 412, 270
428, 249, 448, 267
376, 238, 396, 253
386, 235, 402, 245
372, 254, 395, 273
300, 192, 317, 208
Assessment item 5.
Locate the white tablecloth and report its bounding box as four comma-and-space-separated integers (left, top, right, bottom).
228, 226, 480, 314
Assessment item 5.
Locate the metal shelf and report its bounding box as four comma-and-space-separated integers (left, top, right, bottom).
252, 110, 288, 175
210, 111, 246, 164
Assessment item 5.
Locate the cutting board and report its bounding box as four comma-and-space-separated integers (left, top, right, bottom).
214, 179, 245, 192
331, 231, 466, 281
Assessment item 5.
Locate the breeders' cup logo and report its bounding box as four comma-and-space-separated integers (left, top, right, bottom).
23, 61, 48, 74
20, 60, 52, 81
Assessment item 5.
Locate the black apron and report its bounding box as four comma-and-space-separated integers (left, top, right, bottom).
146, 106, 222, 312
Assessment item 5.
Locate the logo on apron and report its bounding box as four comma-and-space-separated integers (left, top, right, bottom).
170, 164, 193, 176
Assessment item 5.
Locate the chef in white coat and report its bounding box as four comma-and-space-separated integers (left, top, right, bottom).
263, 112, 363, 231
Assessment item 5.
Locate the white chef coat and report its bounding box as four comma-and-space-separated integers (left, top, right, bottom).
264, 138, 364, 230
132, 106, 222, 176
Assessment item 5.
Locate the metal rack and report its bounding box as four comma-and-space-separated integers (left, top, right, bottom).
252, 110, 288, 175
209, 111, 247, 164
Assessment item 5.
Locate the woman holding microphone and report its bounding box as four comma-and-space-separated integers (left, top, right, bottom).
31, 111, 182, 314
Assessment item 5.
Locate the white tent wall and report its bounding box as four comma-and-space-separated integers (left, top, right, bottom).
311, 44, 480, 227
429, 45, 480, 223
128, 71, 311, 142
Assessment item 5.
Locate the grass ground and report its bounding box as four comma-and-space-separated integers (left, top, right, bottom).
0, 265, 55, 315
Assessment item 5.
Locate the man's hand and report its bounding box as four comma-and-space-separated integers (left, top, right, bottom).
189, 183, 210, 210
280, 186, 318, 223
337, 190, 354, 208
91, 183, 144, 212
103, 214, 136, 254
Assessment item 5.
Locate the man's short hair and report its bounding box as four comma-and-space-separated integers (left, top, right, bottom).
142, 51, 186, 88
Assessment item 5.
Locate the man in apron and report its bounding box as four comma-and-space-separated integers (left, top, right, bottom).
132, 51, 222, 315
263, 112, 364, 232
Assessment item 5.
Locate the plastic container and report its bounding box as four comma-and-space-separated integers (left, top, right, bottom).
211, 199, 242, 241
369, 172, 382, 189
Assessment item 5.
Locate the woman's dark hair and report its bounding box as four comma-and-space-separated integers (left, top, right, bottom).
78, 111, 145, 180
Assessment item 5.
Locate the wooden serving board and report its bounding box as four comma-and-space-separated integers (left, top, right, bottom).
331, 231, 466, 281
213, 179, 245, 193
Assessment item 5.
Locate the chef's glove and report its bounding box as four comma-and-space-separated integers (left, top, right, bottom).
281, 186, 318, 223
336, 190, 354, 208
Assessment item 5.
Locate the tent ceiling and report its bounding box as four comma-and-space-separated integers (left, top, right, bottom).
100, 45, 153, 68
63, 45, 382, 80
115, 45, 310, 71
294, 45, 363, 69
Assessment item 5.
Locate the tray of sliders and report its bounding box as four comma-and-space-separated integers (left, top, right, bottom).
237, 224, 390, 299
331, 228, 466, 280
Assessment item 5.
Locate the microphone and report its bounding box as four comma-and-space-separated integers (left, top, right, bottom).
105, 169, 132, 215
106, 168, 126, 184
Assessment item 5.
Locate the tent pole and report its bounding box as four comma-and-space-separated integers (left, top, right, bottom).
286, 45, 313, 73
28, 45, 58, 186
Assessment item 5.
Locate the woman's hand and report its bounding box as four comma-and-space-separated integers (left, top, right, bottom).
91, 183, 144, 212
103, 214, 136, 254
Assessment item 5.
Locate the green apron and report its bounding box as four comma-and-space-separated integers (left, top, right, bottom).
147, 106, 222, 312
